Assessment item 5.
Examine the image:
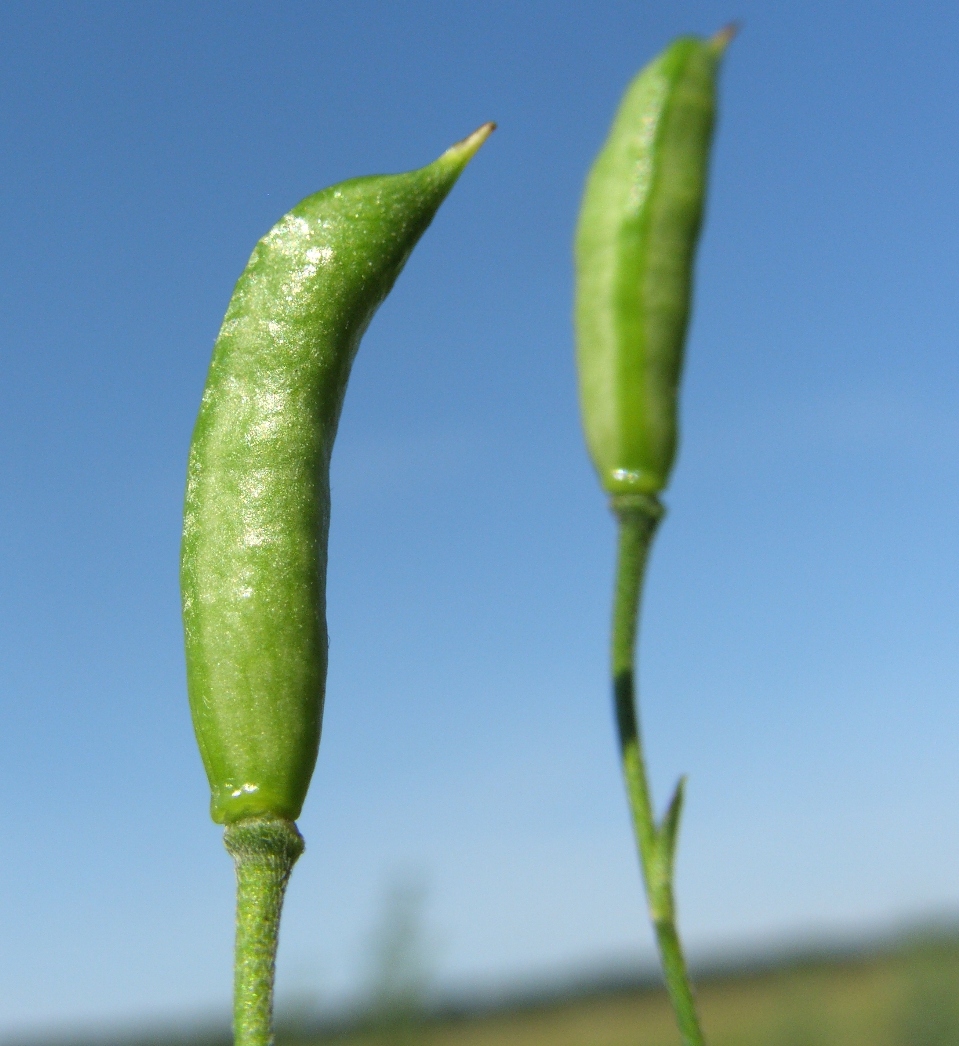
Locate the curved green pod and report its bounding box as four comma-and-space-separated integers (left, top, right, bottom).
575, 32, 729, 498
181, 124, 493, 825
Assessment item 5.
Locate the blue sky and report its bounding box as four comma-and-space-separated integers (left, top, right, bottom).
2, 0, 959, 1038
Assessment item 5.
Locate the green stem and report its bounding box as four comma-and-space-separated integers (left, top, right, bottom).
611, 494, 706, 1046
224, 817, 305, 1046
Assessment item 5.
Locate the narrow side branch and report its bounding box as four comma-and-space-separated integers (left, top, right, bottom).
224, 817, 304, 1046
611, 493, 706, 1046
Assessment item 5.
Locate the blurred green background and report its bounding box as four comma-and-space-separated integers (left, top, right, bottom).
28, 927, 959, 1046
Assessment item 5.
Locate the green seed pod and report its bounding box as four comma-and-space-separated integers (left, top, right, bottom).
575, 31, 730, 498
181, 125, 493, 825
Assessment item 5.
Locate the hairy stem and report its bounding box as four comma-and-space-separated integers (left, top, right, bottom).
224, 817, 304, 1046
611, 493, 706, 1046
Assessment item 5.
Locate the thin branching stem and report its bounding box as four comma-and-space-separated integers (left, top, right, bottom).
611, 493, 705, 1046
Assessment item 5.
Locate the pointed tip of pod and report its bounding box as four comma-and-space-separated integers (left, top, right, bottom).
709, 22, 739, 55
440, 121, 497, 168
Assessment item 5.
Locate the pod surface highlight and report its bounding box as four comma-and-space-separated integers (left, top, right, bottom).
182, 126, 493, 824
